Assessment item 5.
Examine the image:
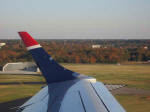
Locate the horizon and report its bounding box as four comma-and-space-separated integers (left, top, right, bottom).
1, 38, 150, 40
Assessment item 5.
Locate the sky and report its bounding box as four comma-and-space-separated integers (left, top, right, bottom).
0, 0, 150, 39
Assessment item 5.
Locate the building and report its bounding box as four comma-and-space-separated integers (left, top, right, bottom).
0, 43, 6, 47
144, 46, 148, 50
3, 62, 39, 72
92, 45, 101, 48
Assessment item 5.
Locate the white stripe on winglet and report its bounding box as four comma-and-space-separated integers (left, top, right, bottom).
27, 44, 42, 50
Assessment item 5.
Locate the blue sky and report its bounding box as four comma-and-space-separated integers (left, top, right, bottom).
0, 0, 150, 39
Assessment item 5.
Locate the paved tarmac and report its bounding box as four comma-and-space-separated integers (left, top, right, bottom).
0, 81, 46, 85
112, 87, 150, 95
0, 71, 39, 75
0, 97, 30, 112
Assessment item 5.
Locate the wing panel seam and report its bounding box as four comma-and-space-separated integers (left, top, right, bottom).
78, 91, 87, 112
90, 82, 110, 112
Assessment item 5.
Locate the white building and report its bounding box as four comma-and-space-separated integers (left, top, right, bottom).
0, 43, 6, 47
92, 45, 101, 48
144, 46, 148, 50
3, 62, 39, 72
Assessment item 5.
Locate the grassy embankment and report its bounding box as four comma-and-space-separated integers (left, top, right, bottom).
0, 64, 150, 112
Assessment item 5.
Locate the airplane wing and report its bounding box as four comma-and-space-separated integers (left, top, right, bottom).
17, 32, 126, 112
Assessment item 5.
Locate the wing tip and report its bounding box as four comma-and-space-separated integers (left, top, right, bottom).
18, 31, 28, 36
18, 31, 39, 48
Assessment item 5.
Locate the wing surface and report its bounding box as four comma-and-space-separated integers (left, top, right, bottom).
17, 32, 126, 112
59, 78, 126, 112
17, 79, 126, 112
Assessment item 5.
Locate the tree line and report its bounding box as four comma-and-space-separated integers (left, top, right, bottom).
0, 39, 150, 67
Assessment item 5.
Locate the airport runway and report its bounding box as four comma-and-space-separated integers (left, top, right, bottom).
0, 81, 46, 85
0, 71, 39, 75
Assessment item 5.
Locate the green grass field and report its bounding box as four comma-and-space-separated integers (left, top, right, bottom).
0, 64, 150, 112
64, 64, 150, 90
0, 84, 44, 103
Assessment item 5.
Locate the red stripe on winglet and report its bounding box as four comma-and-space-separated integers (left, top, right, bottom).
18, 32, 39, 47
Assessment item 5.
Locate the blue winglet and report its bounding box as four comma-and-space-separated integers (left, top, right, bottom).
18, 32, 77, 83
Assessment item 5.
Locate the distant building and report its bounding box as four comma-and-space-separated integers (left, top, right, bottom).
0, 43, 6, 47
144, 46, 148, 50
3, 62, 39, 72
92, 45, 101, 48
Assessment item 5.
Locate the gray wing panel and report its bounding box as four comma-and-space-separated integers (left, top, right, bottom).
20, 95, 49, 112
59, 91, 85, 112
18, 86, 49, 112
59, 78, 126, 112
59, 79, 109, 112
91, 82, 126, 112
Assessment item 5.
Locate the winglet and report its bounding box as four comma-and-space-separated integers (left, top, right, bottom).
18, 31, 77, 83
18, 32, 41, 50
